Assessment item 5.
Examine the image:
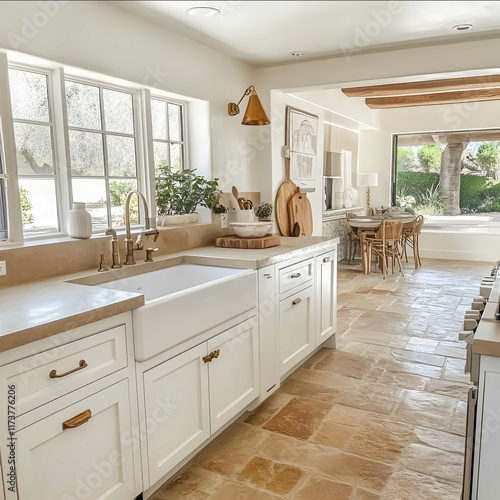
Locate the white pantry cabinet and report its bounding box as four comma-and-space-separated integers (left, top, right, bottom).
140, 317, 259, 489
316, 249, 337, 347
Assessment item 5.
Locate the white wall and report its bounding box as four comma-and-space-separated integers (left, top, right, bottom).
0, 1, 262, 193
270, 91, 324, 236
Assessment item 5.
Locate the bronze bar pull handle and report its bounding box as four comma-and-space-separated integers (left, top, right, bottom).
49, 360, 88, 379
291, 273, 302, 278
292, 298, 302, 306
203, 354, 213, 363
62, 409, 92, 431
212, 349, 220, 359
323, 256, 331, 263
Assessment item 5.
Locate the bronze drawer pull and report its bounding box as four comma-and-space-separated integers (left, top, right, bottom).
49, 359, 88, 379
323, 256, 331, 263
62, 409, 92, 431
291, 272, 302, 279
203, 350, 221, 363
292, 298, 302, 305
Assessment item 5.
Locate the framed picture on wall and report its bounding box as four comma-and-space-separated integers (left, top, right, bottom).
286, 106, 318, 192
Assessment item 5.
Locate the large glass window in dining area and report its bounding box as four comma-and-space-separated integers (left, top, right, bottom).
9, 68, 59, 236
65, 81, 139, 230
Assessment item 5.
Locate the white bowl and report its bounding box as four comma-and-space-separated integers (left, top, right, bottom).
230, 222, 273, 238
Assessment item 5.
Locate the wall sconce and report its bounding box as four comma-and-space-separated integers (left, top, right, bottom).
228, 85, 270, 125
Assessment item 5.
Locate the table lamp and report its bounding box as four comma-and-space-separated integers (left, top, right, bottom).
357, 173, 378, 212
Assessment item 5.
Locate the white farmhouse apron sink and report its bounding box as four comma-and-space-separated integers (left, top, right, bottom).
96, 264, 256, 361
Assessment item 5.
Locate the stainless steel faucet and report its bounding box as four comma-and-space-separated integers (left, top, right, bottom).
124, 190, 159, 265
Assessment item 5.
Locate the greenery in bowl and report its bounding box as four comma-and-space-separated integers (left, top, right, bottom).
254, 202, 273, 220
156, 164, 223, 216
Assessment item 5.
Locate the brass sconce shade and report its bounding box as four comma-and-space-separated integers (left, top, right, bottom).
228, 85, 270, 125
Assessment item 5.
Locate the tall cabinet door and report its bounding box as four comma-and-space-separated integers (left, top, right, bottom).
143, 343, 210, 487
316, 249, 337, 346
15, 380, 138, 500
258, 266, 279, 400
208, 319, 259, 433
279, 286, 315, 376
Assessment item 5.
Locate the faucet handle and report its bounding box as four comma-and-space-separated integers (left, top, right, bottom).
145, 248, 158, 262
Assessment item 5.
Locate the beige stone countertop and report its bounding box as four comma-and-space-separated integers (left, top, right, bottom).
0, 236, 338, 352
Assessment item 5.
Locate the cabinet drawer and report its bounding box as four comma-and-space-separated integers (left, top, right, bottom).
13, 380, 137, 500
0, 325, 127, 416
278, 258, 314, 295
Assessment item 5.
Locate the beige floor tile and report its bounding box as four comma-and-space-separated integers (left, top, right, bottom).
294, 476, 353, 499
279, 377, 341, 403
383, 469, 463, 500
425, 378, 469, 399
264, 397, 332, 439
237, 456, 302, 495
413, 427, 465, 454
309, 419, 356, 449
392, 390, 459, 431
245, 391, 295, 427
400, 443, 464, 484
289, 367, 361, 391
374, 358, 442, 379
352, 488, 381, 500
312, 350, 375, 379
343, 418, 414, 464
377, 371, 430, 390
326, 403, 377, 427
212, 481, 284, 499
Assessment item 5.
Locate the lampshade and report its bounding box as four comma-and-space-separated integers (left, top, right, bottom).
228, 85, 270, 126
357, 173, 379, 187
323, 151, 342, 177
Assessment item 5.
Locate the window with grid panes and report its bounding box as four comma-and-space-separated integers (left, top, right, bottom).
150, 98, 185, 174
0, 134, 7, 240
65, 80, 139, 230
9, 68, 60, 236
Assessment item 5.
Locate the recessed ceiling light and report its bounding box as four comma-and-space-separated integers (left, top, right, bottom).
186, 6, 220, 17
290, 52, 305, 57
453, 24, 473, 31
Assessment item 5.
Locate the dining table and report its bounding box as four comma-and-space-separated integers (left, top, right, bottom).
347, 214, 416, 274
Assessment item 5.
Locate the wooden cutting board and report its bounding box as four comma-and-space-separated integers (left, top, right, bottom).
275, 157, 297, 237
214, 234, 281, 249
288, 191, 313, 236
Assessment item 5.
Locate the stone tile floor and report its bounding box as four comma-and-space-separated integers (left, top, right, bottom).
151, 258, 491, 499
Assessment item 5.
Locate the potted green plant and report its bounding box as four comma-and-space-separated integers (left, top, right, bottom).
156, 164, 223, 225
254, 202, 273, 221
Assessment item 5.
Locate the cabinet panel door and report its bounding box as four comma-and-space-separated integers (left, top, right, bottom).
208, 319, 259, 433
13, 380, 138, 500
316, 249, 337, 346
279, 286, 315, 376
258, 266, 279, 399
143, 343, 210, 487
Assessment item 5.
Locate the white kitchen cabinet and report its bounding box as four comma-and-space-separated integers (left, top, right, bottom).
473, 355, 500, 499
257, 266, 279, 400
140, 317, 258, 489
14, 380, 137, 500
143, 343, 210, 487
279, 285, 315, 376
316, 249, 337, 347
208, 320, 259, 433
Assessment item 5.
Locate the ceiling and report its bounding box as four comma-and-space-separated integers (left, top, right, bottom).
115, 1, 500, 66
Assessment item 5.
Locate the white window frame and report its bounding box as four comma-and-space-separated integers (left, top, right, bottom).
63, 75, 144, 231
9, 63, 64, 239
150, 94, 189, 174
0, 52, 190, 245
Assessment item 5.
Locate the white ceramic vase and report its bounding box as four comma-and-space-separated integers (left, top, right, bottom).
67, 202, 92, 239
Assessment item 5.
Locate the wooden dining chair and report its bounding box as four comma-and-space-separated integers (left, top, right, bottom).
346, 212, 360, 263
366, 220, 404, 278
400, 215, 424, 269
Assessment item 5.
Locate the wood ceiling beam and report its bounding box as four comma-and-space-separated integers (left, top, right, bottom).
342, 75, 500, 98
365, 88, 500, 109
